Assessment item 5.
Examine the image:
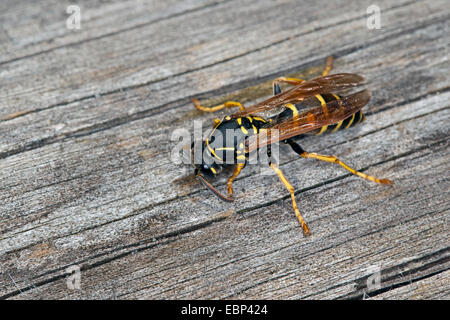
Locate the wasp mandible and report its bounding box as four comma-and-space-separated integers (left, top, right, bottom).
191, 57, 393, 236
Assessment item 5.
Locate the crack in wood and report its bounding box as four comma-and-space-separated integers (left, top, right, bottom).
343, 248, 450, 299
1, 13, 448, 164
224, 209, 449, 299
1, 137, 446, 299
1, 1, 443, 129
1, 0, 448, 300
0, 0, 230, 67
1, 110, 447, 261
0, 213, 230, 299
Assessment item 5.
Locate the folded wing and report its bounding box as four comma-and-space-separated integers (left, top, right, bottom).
246, 89, 371, 152
233, 73, 365, 118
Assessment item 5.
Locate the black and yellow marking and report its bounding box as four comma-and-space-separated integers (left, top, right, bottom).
330, 120, 343, 133
343, 112, 356, 129
252, 116, 267, 123
310, 93, 365, 136
267, 92, 365, 139
285, 103, 299, 117
272, 93, 365, 137
207, 145, 223, 161
204, 115, 264, 165
315, 94, 328, 116
314, 94, 328, 135
329, 109, 364, 133
316, 125, 328, 135
205, 119, 224, 162
354, 109, 365, 125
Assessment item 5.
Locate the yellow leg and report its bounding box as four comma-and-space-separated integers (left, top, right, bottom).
272, 56, 333, 94
301, 152, 393, 185
227, 163, 245, 198
273, 77, 304, 95
193, 98, 244, 113
269, 163, 311, 236
321, 56, 334, 76
273, 77, 305, 86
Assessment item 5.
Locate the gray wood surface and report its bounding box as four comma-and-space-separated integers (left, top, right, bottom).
0, 0, 449, 300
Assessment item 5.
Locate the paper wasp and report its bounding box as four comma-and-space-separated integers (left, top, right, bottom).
191, 57, 393, 236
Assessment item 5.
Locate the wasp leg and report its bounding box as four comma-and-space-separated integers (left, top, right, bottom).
272, 56, 334, 95
269, 162, 311, 236
227, 163, 245, 198
285, 139, 393, 185
193, 99, 245, 113
273, 77, 304, 95
321, 56, 334, 76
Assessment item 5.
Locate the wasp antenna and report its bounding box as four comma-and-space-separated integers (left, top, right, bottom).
196, 173, 234, 202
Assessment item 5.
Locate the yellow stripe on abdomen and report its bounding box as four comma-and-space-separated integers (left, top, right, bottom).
316, 125, 328, 135
330, 120, 344, 133
285, 103, 298, 117
315, 94, 328, 116
343, 113, 356, 129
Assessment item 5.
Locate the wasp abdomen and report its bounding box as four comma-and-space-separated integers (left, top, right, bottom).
315, 93, 365, 135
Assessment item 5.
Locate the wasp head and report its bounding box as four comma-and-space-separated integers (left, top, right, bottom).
191, 140, 222, 177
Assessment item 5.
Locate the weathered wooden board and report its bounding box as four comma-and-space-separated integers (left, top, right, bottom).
0, 0, 449, 299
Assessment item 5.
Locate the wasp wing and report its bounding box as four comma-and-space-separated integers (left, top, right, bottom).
246, 89, 371, 152
233, 73, 365, 118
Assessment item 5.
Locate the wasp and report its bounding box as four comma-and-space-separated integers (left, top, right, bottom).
191, 57, 393, 236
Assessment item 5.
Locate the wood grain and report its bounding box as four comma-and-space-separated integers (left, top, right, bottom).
0, 0, 449, 299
